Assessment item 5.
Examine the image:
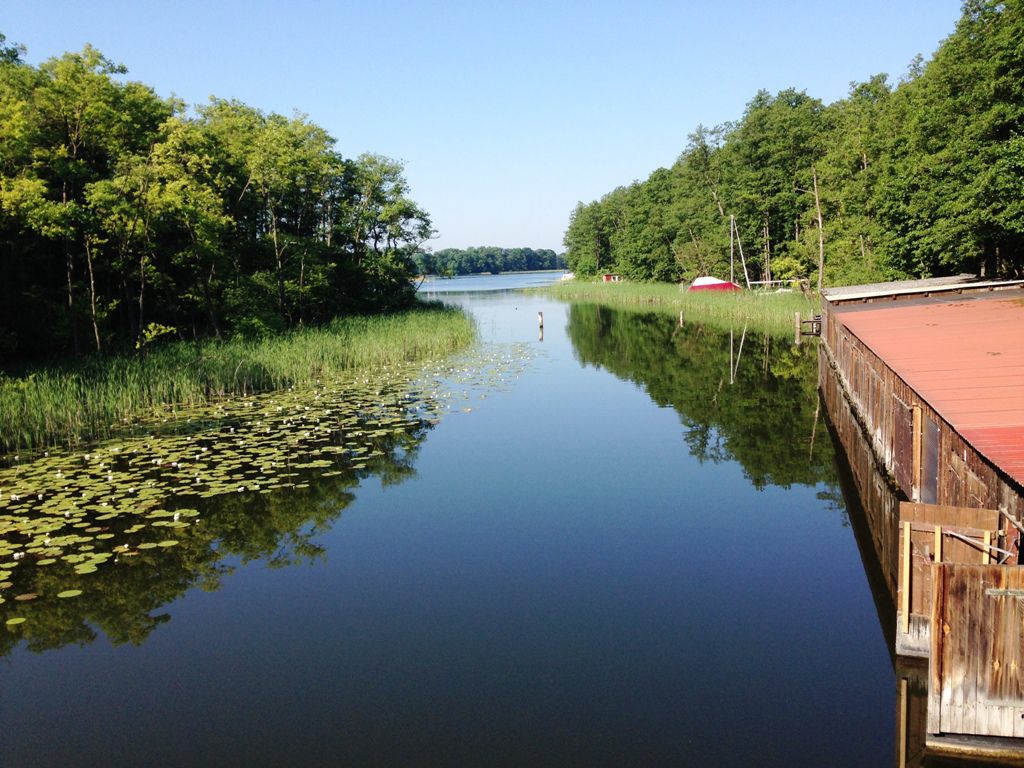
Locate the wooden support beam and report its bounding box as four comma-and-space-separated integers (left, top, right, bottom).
935, 525, 943, 563
902, 520, 912, 634
912, 406, 922, 501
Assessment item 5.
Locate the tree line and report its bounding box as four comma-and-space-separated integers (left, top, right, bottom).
0, 36, 433, 362
564, 0, 1024, 287
413, 246, 566, 276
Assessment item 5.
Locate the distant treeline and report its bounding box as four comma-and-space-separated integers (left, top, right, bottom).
0, 35, 433, 362
414, 247, 566, 276
564, 1, 1024, 287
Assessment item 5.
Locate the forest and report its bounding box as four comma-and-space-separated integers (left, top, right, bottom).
0, 35, 433, 363
413, 246, 566, 276
563, 0, 1024, 287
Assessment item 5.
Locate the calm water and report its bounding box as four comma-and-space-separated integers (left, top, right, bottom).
0, 274, 895, 767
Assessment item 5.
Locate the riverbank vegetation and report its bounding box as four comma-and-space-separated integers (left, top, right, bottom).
0, 304, 475, 453
542, 281, 812, 337
564, 1, 1024, 287
413, 246, 565, 276
0, 35, 433, 363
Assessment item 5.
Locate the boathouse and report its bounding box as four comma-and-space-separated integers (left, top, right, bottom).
821, 276, 1024, 516
819, 276, 1024, 758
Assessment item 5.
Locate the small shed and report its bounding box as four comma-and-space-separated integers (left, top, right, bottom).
601, 274, 621, 283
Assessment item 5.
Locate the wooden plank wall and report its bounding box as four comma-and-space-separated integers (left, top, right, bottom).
819, 353, 901, 599
929, 564, 1024, 739
896, 503, 1001, 657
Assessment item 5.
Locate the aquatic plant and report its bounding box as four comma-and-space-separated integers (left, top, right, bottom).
0, 305, 476, 453
0, 342, 534, 649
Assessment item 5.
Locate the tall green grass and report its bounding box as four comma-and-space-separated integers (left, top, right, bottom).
539, 281, 817, 336
0, 304, 476, 453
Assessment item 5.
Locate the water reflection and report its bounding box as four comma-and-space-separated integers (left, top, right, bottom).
0, 371, 441, 656
566, 303, 836, 489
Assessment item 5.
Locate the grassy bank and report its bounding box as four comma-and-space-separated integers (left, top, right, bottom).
0, 303, 476, 453
539, 281, 816, 336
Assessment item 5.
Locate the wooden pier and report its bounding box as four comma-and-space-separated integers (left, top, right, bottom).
819, 276, 1024, 763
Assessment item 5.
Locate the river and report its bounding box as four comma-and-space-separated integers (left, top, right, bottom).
0, 273, 896, 766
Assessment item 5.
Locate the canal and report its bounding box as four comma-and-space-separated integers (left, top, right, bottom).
1, 275, 895, 766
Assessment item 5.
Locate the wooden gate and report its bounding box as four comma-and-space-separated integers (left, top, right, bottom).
928, 564, 1024, 739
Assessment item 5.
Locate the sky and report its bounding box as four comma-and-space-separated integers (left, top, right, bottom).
4, 1, 964, 252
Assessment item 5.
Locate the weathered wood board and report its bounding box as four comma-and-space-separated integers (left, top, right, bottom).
896, 502, 1000, 657
929, 564, 1024, 739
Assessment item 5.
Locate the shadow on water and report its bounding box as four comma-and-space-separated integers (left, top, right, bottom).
566, 302, 837, 490
0, 374, 440, 657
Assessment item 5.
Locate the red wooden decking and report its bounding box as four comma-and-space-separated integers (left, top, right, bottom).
833, 293, 1024, 485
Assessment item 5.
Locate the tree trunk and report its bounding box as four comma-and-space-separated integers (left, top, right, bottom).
269, 211, 288, 322
65, 242, 79, 354
812, 166, 825, 291
137, 251, 146, 349
84, 239, 102, 353
298, 251, 305, 327
203, 261, 222, 339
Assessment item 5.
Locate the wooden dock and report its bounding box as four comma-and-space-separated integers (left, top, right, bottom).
819, 277, 1024, 763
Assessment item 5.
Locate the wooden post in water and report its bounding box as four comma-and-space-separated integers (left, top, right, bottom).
898, 677, 909, 768
679, 311, 684, 327
795, 311, 802, 345
538, 311, 544, 329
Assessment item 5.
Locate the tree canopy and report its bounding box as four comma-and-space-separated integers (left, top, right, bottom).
413, 246, 565, 276
0, 39, 433, 361
563, 1, 1024, 286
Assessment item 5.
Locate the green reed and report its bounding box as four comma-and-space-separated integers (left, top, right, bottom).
538, 281, 816, 336
0, 304, 476, 453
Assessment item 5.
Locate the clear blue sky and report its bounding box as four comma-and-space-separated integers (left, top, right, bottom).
5, 1, 963, 252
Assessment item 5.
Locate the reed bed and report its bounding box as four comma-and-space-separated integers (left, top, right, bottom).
539, 281, 816, 336
0, 304, 476, 453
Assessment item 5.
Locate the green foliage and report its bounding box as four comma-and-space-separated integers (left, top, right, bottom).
563, 2, 1024, 286
415, 246, 565, 276
0, 36, 434, 361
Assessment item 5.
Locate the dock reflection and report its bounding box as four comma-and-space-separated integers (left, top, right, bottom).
822, 357, 1007, 767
